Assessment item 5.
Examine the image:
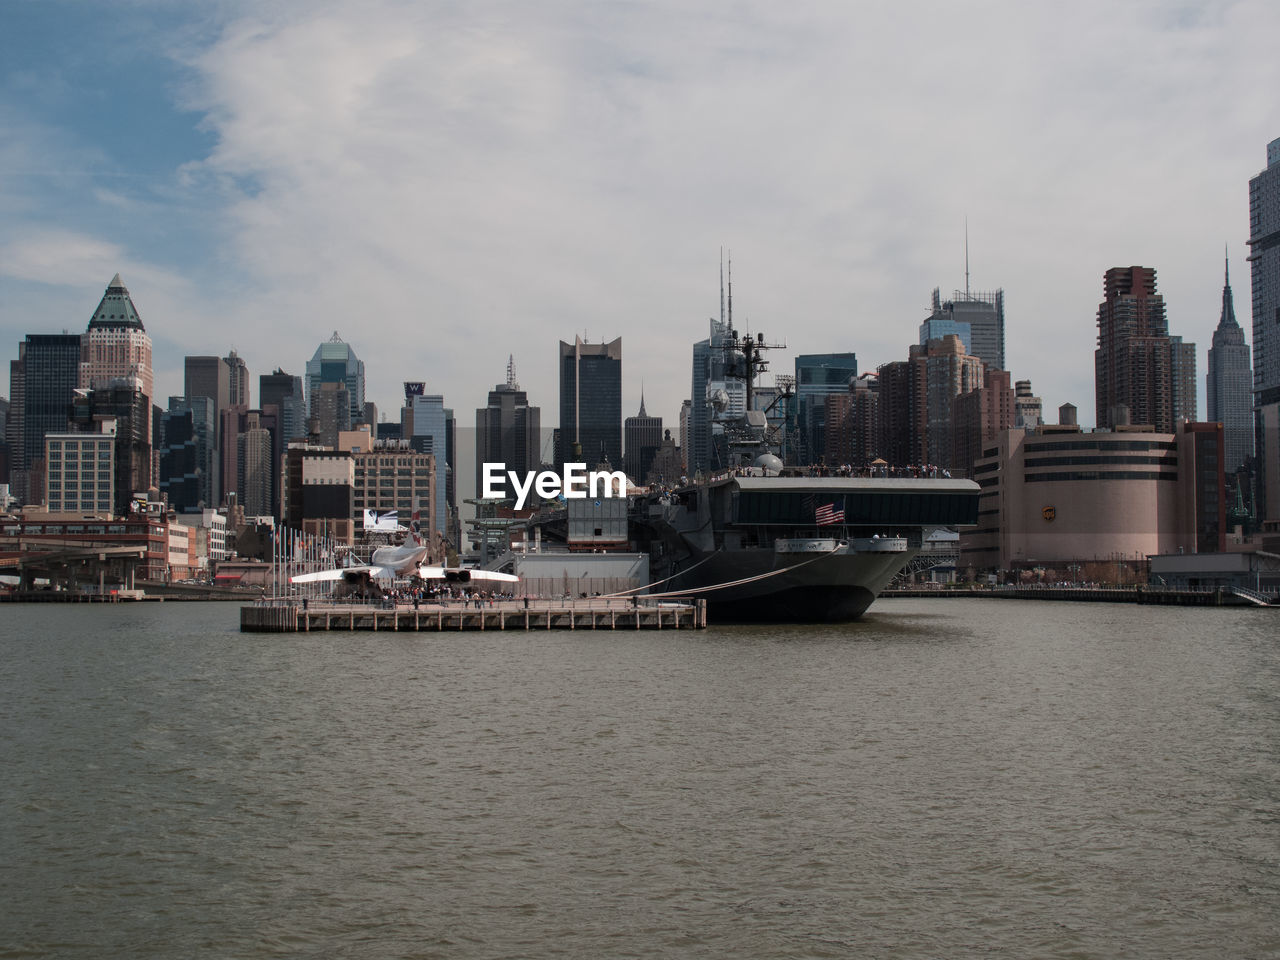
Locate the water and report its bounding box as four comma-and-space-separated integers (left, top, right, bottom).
1, 599, 1277, 959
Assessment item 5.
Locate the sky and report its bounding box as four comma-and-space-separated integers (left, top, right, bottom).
3, 0, 1279, 444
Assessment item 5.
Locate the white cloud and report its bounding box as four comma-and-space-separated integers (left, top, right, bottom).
7, 0, 1280, 438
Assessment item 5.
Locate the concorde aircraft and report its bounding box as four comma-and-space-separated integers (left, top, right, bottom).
289, 510, 518, 589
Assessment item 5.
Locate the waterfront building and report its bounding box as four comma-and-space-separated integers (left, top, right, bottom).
44, 430, 114, 514
1094, 266, 1196, 433
1206, 253, 1254, 473
793, 353, 858, 466
0, 514, 169, 583
166, 520, 194, 580
475, 357, 541, 499
558, 336, 622, 470
1248, 137, 1280, 523
201, 508, 228, 564
624, 392, 662, 484
306, 332, 366, 428
959, 421, 1224, 575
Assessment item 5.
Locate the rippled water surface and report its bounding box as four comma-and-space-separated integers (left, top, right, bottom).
2, 599, 1278, 958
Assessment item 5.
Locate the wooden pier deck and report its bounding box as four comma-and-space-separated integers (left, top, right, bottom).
242, 598, 707, 633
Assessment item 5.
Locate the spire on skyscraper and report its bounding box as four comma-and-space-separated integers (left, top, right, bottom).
1220, 246, 1239, 329
87, 273, 145, 331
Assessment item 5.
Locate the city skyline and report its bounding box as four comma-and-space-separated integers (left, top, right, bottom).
3, 2, 1279, 434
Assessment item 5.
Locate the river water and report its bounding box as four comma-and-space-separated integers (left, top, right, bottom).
1, 598, 1277, 959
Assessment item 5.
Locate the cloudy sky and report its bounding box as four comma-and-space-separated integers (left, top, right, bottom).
3, 0, 1278, 441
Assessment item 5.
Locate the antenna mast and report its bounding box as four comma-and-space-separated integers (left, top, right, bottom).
964, 217, 970, 298
727, 253, 733, 331
719, 248, 725, 327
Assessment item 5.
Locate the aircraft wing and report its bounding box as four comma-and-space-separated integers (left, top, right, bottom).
290, 564, 396, 584
417, 565, 520, 583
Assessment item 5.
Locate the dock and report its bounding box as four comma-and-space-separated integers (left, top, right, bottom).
241, 597, 708, 633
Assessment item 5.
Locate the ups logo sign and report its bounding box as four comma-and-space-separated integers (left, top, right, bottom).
1042, 506, 1056, 522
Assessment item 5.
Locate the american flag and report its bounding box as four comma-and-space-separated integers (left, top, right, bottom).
815, 500, 845, 526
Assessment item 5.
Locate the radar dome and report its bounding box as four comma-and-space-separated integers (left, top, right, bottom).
709, 388, 730, 412
753, 453, 784, 476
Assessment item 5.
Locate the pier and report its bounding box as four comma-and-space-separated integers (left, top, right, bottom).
241, 597, 708, 633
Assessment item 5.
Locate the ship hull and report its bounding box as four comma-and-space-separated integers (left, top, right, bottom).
663, 545, 915, 623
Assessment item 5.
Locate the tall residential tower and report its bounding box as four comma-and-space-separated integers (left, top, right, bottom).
1094, 266, 1195, 433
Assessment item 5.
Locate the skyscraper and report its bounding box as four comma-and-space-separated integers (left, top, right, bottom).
475, 357, 541, 499
924, 287, 1005, 371
79, 274, 154, 493
159, 396, 217, 513
1094, 266, 1195, 432
16, 333, 82, 504
1248, 136, 1280, 521
306, 332, 366, 427
919, 289, 972, 355
1207, 252, 1253, 473
876, 358, 924, 469
80, 274, 153, 400
689, 317, 741, 476
405, 383, 448, 536
185, 356, 230, 413
623, 392, 662, 483
70, 379, 153, 515
224, 350, 250, 408
558, 336, 622, 470
916, 335, 984, 470
793, 353, 858, 466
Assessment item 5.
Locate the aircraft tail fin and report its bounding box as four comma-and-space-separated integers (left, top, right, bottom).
410, 499, 423, 546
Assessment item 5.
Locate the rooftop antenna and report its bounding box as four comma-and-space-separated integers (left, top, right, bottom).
506, 354, 516, 389
964, 217, 971, 298
727, 252, 734, 331
1225, 243, 1230, 287
719, 248, 726, 329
